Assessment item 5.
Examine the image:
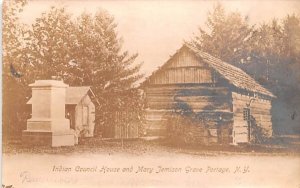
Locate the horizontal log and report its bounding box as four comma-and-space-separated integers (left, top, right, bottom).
146, 96, 177, 103
232, 92, 271, 100
234, 115, 272, 122
185, 131, 209, 137
146, 95, 231, 103
145, 86, 230, 96
145, 109, 171, 113
232, 92, 272, 102
234, 133, 248, 138
145, 121, 168, 129
233, 120, 248, 127
253, 118, 272, 123
233, 108, 271, 114
232, 101, 271, 109
174, 95, 231, 102
251, 109, 271, 115
232, 99, 271, 108
145, 117, 167, 121
232, 101, 272, 109
147, 101, 231, 110
208, 137, 218, 143
233, 135, 249, 143
145, 109, 234, 122
145, 87, 229, 94
234, 128, 248, 135
258, 123, 272, 128
258, 125, 272, 129
251, 99, 271, 104
147, 100, 230, 106
145, 110, 171, 117
146, 84, 223, 90
145, 128, 167, 137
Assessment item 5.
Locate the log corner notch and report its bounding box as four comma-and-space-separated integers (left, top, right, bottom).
140, 44, 275, 145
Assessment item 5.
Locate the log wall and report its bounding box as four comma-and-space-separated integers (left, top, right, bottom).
144, 85, 233, 144
143, 47, 234, 144
143, 46, 274, 145
232, 92, 272, 144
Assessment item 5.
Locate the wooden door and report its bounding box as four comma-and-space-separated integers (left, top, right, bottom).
82, 106, 89, 126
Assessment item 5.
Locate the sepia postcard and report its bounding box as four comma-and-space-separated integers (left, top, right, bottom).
2, 0, 300, 187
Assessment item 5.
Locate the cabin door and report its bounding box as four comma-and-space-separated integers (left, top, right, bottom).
82, 106, 89, 126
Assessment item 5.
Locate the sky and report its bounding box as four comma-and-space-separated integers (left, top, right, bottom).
19, 0, 300, 77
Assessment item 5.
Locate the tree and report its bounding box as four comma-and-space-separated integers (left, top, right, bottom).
27, 6, 77, 80
2, 0, 30, 141
70, 10, 144, 136
190, 3, 300, 135
190, 3, 253, 66
2, 4, 144, 140
281, 14, 300, 88
246, 15, 300, 134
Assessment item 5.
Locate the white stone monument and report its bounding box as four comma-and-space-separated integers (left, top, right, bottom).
22, 80, 75, 147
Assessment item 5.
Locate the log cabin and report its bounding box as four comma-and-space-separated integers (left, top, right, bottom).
140, 44, 275, 145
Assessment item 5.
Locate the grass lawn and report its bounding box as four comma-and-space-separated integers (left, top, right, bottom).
3, 137, 300, 156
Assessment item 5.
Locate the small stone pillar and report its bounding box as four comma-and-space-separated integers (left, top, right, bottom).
22, 80, 75, 147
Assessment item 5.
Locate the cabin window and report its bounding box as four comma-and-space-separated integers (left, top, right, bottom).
243, 108, 250, 121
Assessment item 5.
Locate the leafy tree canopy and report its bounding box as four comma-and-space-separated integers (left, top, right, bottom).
2, 2, 144, 139
190, 3, 300, 134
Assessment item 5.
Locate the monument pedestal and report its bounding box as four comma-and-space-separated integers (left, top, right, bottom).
22, 130, 75, 147
22, 80, 75, 147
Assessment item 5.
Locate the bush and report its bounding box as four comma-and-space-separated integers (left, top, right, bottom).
250, 116, 269, 144
164, 112, 207, 146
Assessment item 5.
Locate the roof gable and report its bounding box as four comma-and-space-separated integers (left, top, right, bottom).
66, 86, 91, 104
164, 46, 206, 68
142, 45, 275, 98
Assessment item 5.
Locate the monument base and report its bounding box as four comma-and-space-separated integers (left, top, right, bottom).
22, 130, 75, 147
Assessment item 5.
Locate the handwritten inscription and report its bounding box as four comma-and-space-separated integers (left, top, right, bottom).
20, 171, 77, 184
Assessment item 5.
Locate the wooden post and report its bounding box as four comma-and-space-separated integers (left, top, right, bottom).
121, 126, 124, 149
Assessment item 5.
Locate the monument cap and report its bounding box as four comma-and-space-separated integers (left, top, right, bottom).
29, 80, 69, 88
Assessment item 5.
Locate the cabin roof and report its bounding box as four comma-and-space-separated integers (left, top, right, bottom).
66, 86, 92, 104
142, 44, 275, 98
186, 45, 275, 98
27, 86, 99, 105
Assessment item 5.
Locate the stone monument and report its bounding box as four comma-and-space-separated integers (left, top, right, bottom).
22, 80, 75, 147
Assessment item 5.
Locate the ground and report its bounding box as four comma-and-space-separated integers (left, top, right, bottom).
2, 138, 300, 188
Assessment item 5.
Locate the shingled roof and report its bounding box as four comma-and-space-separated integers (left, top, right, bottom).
142, 44, 275, 98
185, 45, 275, 98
